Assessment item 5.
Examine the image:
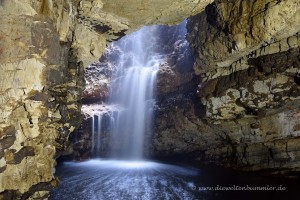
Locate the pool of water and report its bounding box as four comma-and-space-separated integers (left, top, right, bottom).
50, 159, 299, 200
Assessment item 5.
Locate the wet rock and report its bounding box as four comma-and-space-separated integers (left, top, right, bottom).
152, 1, 300, 176
82, 62, 113, 104
1, 0, 300, 197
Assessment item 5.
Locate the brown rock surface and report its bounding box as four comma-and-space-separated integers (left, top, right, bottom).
0, 0, 212, 198
187, 0, 300, 74
152, 0, 300, 176
1, 0, 300, 197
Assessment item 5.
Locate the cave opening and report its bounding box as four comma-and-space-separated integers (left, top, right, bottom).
72, 20, 194, 161
3, 1, 300, 199
51, 20, 299, 200
52, 20, 211, 200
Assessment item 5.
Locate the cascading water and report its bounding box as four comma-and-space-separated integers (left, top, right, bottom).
51, 21, 300, 200
91, 26, 161, 159
91, 114, 103, 157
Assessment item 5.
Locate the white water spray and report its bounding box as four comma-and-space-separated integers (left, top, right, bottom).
91, 25, 162, 159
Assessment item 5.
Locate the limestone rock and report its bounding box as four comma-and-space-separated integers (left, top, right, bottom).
82, 63, 111, 104
100, 0, 213, 29
0, 0, 213, 197
2, 0, 300, 197
0, 0, 82, 197
153, 1, 300, 176
187, 0, 300, 74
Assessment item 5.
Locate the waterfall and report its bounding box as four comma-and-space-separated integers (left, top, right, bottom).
91, 114, 102, 156
91, 25, 162, 159
91, 115, 95, 153
96, 114, 102, 157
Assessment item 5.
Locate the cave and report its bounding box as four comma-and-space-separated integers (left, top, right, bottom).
1, 0, 300, 199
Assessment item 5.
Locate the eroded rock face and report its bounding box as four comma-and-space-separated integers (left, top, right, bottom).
153, 46, 300, 170
81, 42, 124, 103
152, 0, 300, 176
0, 0, 211, 198
82, 63, 112, 104
0, 13, 80, 200
187, 0, 300, 74
2, 0, 300, 197
155, 22, 195, 95
153, 100, 300, 173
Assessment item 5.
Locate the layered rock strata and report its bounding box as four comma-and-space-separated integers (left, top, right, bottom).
152, 0, 300, 175
0, 0, 211, 198
2, 0, 300, 198
76, 0, 300, 177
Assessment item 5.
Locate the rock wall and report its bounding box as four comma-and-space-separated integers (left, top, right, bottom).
0, 1, 83, 198
0, 0, 211, 198
187, 0, 300, 74
72, 0, 300, 177
2, 0, 300, 197
152, 0, 300, 176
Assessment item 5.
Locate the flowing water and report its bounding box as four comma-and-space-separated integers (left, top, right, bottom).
90, 25, 161, 159
50, 159, 299, 200
50, 23, 300, 200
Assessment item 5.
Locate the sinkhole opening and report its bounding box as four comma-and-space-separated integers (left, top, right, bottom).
68, 20, 194, 161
